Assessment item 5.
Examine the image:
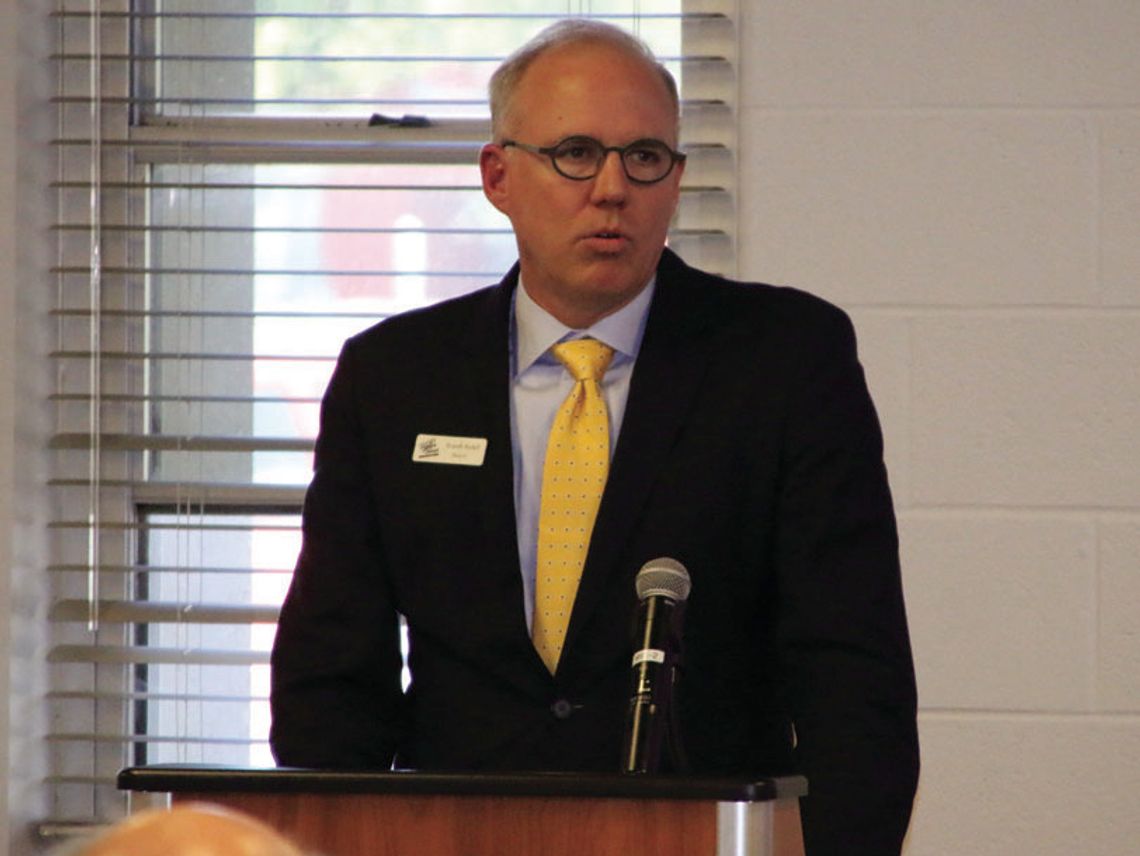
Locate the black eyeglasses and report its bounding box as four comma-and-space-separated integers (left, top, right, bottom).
500, 135, 686, 184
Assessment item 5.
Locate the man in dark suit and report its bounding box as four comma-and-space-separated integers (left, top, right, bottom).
270, 19, 919, 855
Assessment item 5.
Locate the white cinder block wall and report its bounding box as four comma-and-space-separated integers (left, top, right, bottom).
737, 3, 1140, 854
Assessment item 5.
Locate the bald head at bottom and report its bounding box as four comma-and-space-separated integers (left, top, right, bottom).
71, 804, 305, 856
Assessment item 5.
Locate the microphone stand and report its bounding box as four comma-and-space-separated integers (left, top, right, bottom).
622, 597, 687, 774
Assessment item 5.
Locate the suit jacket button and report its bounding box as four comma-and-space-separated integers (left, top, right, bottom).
550, 699, 574, 720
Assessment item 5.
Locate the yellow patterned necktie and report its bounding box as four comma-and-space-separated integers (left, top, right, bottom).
533, 338, 615, 673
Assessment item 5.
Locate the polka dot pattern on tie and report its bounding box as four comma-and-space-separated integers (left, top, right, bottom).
532, 338, 614, 674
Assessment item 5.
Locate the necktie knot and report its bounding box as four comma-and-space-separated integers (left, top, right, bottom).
552, 339, 614, 383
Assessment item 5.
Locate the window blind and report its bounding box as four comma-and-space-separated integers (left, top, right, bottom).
47, 0, 738, 826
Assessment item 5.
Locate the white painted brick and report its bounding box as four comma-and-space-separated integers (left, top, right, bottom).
1101, 115, 1140, 307
907, 715, 1140, 855
900, 515, 1095, 711
848, 310, 912, 506
740, 1, 918, 108
740, 2, 1140, 109
1098, 520, 1140, 711
910, 1, 1140, 106
910, 316, 1140, 507
738, 112, 1098, 306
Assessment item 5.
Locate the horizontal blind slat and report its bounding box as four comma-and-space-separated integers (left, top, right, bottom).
50, 521, 301, 534
50, 690, 268, 702
49, 564, 293, 576
50, 733, 263, 747
55, 11, 723, 21
57, 53, 726, 63
49, 645, 270, 666
54, 351, 334, 361
50, 433, 313, 453
52, 600, 280, 624
52, 267, 502, 278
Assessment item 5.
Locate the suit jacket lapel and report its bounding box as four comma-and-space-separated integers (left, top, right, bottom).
457, 269, 580, 693
456, 269, 541, 659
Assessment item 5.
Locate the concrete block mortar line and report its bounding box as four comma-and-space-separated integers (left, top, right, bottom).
903, 311, 915, 510
747, 106, 1140, 117
917, 709, 1140, 725
1093, 110, 1105, 306
835, 304, 1140, 317
1092, 516, 1103, 713
898, 506, 1140, 521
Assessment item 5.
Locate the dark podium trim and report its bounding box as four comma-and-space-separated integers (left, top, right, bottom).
118, 766, 809, 856
118, 764, 807, 803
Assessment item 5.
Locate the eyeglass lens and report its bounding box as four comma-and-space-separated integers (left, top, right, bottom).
551, 137, 676, 182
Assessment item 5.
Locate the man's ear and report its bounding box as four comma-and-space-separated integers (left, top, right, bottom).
480, 143, 510, 215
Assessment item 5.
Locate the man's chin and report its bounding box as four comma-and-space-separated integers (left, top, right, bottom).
577, 258, 654, 294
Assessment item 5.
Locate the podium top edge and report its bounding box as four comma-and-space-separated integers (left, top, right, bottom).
118, 765, 808, 802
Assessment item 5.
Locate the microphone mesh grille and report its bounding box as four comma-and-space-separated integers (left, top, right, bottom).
635, 557, 692, 602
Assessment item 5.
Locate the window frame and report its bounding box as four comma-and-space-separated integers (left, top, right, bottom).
46, 0, 738, 831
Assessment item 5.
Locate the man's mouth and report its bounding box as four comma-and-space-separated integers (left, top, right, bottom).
583, 229, 628, 248
583, 229, 629, 253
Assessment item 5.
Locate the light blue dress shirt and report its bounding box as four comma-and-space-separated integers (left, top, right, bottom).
510, 277, 656, 631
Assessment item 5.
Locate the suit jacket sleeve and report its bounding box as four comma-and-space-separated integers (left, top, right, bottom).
774, 305, 919, 854
269, 336, 407, 768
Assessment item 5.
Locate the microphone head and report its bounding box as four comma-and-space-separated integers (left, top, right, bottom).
635, 558, 691, 603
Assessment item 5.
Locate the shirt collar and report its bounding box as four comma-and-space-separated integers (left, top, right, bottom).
513, 276, 656, 376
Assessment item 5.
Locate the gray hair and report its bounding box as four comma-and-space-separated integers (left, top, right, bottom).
489, 18, 680, 141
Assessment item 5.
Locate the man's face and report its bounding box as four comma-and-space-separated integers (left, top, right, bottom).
480, 42, 685, 328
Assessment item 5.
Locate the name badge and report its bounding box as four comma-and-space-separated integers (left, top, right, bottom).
412, 434, 488, 467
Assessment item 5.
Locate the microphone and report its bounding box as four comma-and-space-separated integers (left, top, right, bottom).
621, 557, 691, 774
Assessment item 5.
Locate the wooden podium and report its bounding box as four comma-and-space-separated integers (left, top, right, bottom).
118, 766, 807, 856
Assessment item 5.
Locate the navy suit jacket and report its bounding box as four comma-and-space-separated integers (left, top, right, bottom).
270, 249, 919, 854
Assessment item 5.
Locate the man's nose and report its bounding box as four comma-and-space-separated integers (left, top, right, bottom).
590, 150, 629, 203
